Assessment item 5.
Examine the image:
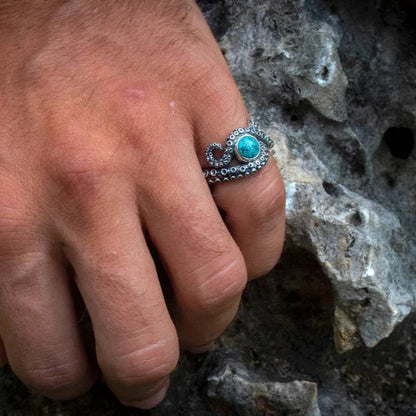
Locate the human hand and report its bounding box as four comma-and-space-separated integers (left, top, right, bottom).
0, 0, 285, 408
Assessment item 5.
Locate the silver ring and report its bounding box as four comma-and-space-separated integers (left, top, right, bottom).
203, 119, 274, 184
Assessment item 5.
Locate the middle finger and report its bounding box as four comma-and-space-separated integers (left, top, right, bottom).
139, 137, 247, 352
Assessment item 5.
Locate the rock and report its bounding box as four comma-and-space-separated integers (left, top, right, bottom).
271, 125, 415, 351
203, 350, 321, 416
219, 0, 349, 122
280, 20, 349, 123
214, 0, 416, 350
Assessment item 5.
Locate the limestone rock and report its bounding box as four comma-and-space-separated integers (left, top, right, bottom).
213, 0, 416, 351
270, 125, 415, 351
204, 351, 321, 416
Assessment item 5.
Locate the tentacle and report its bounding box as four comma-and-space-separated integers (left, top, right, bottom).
205, 142, 234, 168
203, 119, 274, 184
204, 140, 270, 184
250, 119, 274, 148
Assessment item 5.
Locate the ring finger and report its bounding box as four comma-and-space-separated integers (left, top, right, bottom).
192, 78, 286, 279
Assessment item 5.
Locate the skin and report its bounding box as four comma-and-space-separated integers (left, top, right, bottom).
0, 0, 285, 409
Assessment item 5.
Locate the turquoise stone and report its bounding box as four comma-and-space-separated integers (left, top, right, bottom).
236, 135, 260, 160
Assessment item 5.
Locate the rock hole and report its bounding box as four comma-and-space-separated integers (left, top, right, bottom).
382, 127, 414, 159
382, 172, 396, 188
251, 47, 264, 58
250, 349, 261, 366
349, 211, 363, 226
322, 181, 341, 197
321, 65, 329, 81
361, 297, 371, 307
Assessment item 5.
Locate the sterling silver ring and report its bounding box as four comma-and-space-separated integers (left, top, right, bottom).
203, 119, 274, 184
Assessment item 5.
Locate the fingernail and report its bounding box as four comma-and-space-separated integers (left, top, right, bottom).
134, 383, 169, 410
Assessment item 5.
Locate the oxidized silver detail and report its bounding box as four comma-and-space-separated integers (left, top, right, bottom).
203, 119, 274, 184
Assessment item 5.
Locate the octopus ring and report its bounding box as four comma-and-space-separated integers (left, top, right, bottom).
203, 119, 274, 184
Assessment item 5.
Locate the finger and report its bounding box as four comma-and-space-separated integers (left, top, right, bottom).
58, 181, 179, 408
0, 245, 95, 399
191, 74, 286, 279
213, 161, 286, 279
140, 138, 247, 352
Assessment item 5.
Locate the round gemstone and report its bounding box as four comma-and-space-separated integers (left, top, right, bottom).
235, 135, 260, 161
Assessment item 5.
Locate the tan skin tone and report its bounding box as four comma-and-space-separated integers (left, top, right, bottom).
0, 0, 285, 409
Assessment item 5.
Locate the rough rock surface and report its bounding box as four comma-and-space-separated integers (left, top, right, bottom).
1, 0, 416, 415
203, 350, 321, 416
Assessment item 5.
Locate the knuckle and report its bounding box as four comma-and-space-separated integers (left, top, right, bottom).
181, 51, 245, 123
22, 360, 87, 398
47, 150, 113, 206
189, 66, 241, 114
17, 54, 53, 92
103, 337, 179, 386
191, 254, 247, 314
51, 155, 103, 195
110, 84, 161, 130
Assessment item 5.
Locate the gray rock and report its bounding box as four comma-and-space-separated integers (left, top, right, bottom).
269, 124, 415, 351
204, 352, 320, 416
286, 177, 413, 350
218, 0, 416, 351
220, 0, 348, 122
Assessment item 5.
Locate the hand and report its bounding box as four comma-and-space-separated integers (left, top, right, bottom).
0, 0, 285, 408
